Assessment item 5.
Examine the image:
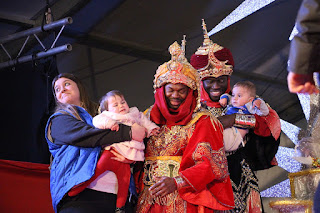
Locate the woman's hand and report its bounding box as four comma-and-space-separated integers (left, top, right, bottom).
110, 149, 134, 164
149, 176, 177, 198
131, 123, 146, 142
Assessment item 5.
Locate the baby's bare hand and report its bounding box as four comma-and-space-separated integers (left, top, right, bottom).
150, 128, 160, 136
111, 124, 119, 131
219, 98, 228, 107
253, 99, 261, 109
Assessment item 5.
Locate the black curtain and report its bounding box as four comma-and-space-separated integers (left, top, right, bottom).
0, 58, 58, 164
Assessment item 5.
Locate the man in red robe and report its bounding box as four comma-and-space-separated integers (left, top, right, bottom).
136, 39, 234, 212
190, 20, 281, 213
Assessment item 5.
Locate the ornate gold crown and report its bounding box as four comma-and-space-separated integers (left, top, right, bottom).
153, 36, 201, 111
197, 45, 233, 78
191, 19, 233, 79
154, 36, 200, 91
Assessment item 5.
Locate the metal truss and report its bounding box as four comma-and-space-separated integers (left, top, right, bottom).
0, 17, 73, 69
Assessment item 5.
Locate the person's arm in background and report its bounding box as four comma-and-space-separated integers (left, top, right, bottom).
287, 0, 320, 94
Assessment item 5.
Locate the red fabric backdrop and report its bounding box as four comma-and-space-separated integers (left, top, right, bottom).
0, 159, 54, 213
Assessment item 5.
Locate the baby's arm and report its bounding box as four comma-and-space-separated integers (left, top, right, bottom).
252, 99, 261, 109
219, 93, 231, 107
110, 123, 119, 131
92, 111, 117, 129
149, 127, 160, 136
139, 111, 160, 137
246, 98, 269, 116
257, 99, 269, 116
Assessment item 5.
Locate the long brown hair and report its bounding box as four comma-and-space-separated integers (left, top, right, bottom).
52, 73, 98, 118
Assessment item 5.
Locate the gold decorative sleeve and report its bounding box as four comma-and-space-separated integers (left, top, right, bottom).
192, 143, 229, 180
174, 176, 189, 190
234, 113, 256, 129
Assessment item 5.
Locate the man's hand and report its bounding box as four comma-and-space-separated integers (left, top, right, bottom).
149, 176, 177, 198
217, 114, 236, 129
287, 72, 319, 94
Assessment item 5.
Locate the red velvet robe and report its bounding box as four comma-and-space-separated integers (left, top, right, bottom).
137, 110, 234, 212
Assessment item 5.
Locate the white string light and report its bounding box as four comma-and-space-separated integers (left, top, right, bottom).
208, 0, 276, 36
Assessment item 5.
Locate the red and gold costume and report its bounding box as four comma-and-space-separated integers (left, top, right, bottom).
136, 39, 234, 212
190, 20, 281, 213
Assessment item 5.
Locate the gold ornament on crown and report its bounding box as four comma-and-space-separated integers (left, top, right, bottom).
195, 19, 233, 79
153, 35, 201, 111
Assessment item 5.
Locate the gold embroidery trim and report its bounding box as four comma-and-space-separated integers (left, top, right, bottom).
174, 176, 188, 190
146, 156, 182, 161
234, 113, 256, 128
288, 168, 320, 198
143, 156, 182, 186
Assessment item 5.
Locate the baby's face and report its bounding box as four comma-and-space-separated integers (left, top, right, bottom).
107, 95, 130, 115
231, 86, 253, 107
